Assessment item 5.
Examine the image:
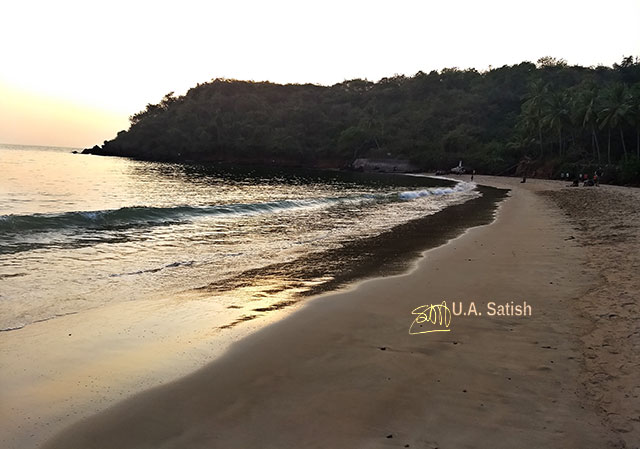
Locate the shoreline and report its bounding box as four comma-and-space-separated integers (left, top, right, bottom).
0, 163, 455, 333
0, 177, 502, 449
39, 176, 633, 448
3, 176, 637, 448
197, 183, 508, 303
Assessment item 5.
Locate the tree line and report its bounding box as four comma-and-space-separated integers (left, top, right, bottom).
87, 56, 640, 184
518, 57, 640, 176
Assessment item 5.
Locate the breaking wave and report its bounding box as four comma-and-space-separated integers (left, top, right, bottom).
1, 183, 475, 235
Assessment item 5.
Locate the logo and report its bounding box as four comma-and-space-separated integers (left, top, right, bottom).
409, 300, 532, 335
409, 301, 452, 334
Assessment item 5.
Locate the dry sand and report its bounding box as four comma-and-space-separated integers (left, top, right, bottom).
541, 184, 640, 445
36, 176, 639, 449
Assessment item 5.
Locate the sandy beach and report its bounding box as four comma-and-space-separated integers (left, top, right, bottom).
5, 176, 639, 448
3, 2, 638, 448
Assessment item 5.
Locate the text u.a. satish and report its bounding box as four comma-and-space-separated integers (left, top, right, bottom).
452, 301, 532, 316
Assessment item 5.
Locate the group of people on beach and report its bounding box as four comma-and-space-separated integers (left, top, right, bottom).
562, 169, 602, 187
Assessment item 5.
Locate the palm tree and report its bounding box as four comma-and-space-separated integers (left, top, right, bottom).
506, 134, 535, 158
544, 91, 571, 156
629, 84, 640, 159
573, 86, 602, 163
599, 84, 631, 163
521, 80, 549, 157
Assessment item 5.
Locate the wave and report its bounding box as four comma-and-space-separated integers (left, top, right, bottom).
398, 181, 475, 200
0, 182, 475, 236
0, 199, 345, 234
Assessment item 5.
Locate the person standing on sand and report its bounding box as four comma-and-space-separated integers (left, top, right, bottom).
471, 170, 475, 181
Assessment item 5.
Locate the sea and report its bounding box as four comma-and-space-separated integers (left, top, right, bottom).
0, 144, 489, 332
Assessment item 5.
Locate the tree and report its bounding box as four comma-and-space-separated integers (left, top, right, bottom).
629, 83, 640, 158
599, 84, 631, 162
338, 126, 370, 160
544, 91, 571, 156
536, 56, 568, 68
89, 57, 640, 184
614, 56, 640, 84
576, 88, 602, 163
521, 80, 549, 157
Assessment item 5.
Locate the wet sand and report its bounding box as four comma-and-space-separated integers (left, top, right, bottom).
198, 185, 507, 300
38, 176, 639, 448
0, 182, 505, 449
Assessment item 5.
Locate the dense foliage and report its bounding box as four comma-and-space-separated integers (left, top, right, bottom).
90, 56, 640, 183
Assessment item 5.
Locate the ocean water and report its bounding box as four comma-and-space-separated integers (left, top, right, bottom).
0, 144, 480, 331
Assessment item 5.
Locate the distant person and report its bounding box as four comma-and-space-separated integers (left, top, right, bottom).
471, 170, 475, 181
521, 174, 526, 183
594, 173, 599, 187
572, 175, 580, 187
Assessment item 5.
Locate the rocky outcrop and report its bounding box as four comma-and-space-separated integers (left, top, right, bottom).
81, 145, 103, 155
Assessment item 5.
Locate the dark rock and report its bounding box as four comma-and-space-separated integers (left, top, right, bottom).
81, 145, 102, 155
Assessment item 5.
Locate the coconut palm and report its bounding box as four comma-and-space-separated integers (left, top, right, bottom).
598, 84, 631, 163
629, 84, 640, 158
573, 86, 602, 162
544, 91, 571, 156
521, 80, 549, 157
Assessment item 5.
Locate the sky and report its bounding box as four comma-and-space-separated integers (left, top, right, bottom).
1, 0, 639, 148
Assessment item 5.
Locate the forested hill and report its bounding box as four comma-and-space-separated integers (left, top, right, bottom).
86, 56, 640, 183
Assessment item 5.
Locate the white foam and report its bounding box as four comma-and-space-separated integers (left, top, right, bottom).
398, 181, 476, 200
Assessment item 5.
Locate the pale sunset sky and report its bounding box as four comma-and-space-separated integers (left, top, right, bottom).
1, 0, 639, 148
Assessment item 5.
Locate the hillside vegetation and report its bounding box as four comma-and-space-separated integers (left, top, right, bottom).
86, 56, 640, 184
